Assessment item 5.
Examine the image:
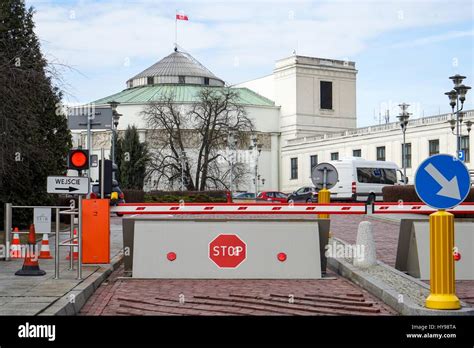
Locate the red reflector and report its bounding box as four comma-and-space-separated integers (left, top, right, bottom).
272, 207, 282, 210
170, 207, 179, 210
89, 193, 97, 199
167, 252, 177, 261
204, 207, 214, 210
277, 252, 287, 262
341, 207, 351, 210
352, 181, 356, 194
136, 207, 145, 211
238, 207, 248, 210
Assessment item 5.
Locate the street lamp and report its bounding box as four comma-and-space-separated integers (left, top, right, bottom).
445, 74, 471, 158
397, 103, 411, 184
249, 135, 263, 198
227, 130, 238, 194
108, 101, 121, 179
179, 151, 187, 191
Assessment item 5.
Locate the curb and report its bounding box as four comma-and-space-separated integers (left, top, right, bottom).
327, 239, 474, 316
38, 253, 123, 316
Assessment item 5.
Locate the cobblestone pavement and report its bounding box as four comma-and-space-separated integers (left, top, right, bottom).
330, 214, 474, 307
80, 265, 395, 316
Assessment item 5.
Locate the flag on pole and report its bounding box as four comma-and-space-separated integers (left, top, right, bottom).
176, 11, 188, 21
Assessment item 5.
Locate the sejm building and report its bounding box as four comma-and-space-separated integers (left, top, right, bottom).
73, 48, 473, 193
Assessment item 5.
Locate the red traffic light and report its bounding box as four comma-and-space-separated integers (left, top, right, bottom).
68, 149, 89, 171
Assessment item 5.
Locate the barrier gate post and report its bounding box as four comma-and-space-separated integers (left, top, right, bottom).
425, 210, 460, 310
318, 189, 330, 219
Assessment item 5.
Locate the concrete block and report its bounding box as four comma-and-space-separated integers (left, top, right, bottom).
353, 221, 377, 268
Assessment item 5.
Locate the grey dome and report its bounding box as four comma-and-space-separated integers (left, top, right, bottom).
126, 50, 225, 88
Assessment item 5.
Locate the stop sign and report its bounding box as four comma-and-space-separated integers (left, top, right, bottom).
209, 234, 247, 268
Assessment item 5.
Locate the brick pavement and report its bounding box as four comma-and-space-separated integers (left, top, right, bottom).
80, 265, 395, 316
330, 214, 474, 307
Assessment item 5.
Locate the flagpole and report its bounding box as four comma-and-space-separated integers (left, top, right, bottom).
175, 10, 177, 50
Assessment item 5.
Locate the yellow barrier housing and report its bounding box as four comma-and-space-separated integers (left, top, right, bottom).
318, 188, 330, 219
425, 210, 461, 310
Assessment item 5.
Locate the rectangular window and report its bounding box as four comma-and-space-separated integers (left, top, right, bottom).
376, 146, 386, 161
310, 155, 318, 174
331, 152, 339, 161
429, 139, 439, 156
320, 81, 333, 110
356, 168, 397, 185
353, 149, 361, 157
178, 76, 185, 84
402, 143, 412, 168
290, 158, 298, 180
147, 76, 154, 85
204, 77, 210, 85
461, 135, 470, 162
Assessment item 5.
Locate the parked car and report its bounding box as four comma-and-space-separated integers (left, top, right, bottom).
90, 180, 125, 216
287, 186, 318, 203
323, 158, 406, 203
257, 191, 288, 203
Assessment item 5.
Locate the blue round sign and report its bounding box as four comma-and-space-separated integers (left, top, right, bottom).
415, 154, 471, 209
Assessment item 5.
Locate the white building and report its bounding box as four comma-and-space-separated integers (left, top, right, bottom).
76, 49, 473, 195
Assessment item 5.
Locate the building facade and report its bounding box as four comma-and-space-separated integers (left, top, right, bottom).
74, 49, 473, 195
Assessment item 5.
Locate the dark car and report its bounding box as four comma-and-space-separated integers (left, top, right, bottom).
257, 191, 288, 203
286, 186, 318, 203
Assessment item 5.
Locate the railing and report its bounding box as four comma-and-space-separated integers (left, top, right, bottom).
3, 200, 83, 280
286, 110, 474, 146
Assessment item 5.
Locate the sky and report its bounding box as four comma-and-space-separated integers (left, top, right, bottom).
27, 0, 474, 127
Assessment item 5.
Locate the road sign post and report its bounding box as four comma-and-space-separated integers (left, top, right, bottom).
311, 163, 338, 219
415, 154, 471, 310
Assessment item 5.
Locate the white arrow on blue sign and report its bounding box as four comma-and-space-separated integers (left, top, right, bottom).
415, 154, 471, 209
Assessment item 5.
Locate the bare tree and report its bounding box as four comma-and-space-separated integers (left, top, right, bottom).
142, 87, 254, 191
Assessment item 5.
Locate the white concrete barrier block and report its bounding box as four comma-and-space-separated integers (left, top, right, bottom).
354, 221, 377, 268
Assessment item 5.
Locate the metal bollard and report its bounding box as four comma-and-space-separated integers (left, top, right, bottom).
425, 210, 460, 310
318, 189, 330, 219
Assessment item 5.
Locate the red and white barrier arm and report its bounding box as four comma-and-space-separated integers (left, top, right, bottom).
373, 202, 474, 215
111, 202, 367, 215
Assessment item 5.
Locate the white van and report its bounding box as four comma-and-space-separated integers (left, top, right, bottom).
324, 158, 406, 203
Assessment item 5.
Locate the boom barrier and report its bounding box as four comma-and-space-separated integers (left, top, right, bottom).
110, 202, 474, 215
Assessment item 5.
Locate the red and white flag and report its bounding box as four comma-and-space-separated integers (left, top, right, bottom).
176, 11, 188, 21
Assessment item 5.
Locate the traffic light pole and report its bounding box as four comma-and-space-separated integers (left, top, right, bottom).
87, 113, 92, 180
100, 148, 105, 199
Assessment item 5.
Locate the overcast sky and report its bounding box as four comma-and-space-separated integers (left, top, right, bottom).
27, 0, 473, 127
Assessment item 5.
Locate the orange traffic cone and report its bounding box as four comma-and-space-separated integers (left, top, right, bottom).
66, 228, 79, 261
10, 227, 22, 259
15, 224, 46, 276
38, 233, 53, 259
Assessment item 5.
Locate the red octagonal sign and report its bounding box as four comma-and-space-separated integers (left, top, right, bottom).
209, 234, 247, 268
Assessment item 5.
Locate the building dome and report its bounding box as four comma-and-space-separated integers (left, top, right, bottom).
126, 49, 225, 89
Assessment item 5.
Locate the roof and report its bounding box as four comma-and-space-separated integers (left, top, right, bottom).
92, 85, 276, 107
127, 50, 224, 87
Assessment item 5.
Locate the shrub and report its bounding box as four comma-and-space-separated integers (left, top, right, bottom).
145, 190, 228, 203
383, 185, 474, 202
122, 189, 145, 203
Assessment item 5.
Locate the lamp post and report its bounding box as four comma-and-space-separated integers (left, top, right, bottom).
445, 74, 471, 159
179, 150, 187, 191
108, 101, 121, 180
249, 135, 263, 198
397, 103, 411, 183
227, 130, 238, 194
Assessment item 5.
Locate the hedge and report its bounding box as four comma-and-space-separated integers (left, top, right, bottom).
122, 189, 146, 203
145, 190, 229, 203
383, 185, 474, 202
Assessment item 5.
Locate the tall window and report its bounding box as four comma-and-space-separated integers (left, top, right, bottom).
320, 81, 333, 110
429, 139, 439, 156
204, 77, 210, 85
331, 152, 339, 161
178, 75, 185, 84
353, 149, 361, 157
290, 158, 298, 179
402, 143, 412, 168
376, 146, 386, 161
147, 76, 154, 85
461, 135, 470, 162
310, 155, 318, 174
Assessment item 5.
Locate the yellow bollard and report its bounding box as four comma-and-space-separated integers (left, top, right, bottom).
425, 210, 460, 310
318, 188, 330, 219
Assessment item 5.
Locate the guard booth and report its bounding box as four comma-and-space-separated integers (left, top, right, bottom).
122, 215, 330, 279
